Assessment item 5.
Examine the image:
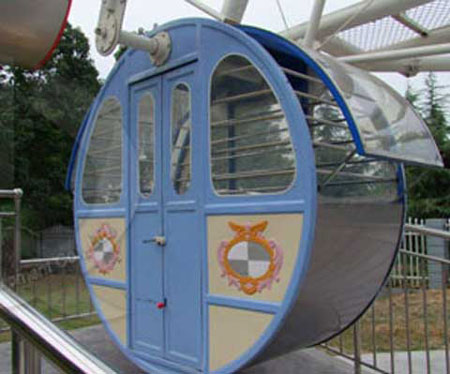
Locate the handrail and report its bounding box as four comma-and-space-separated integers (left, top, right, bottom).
0, 189, 23, 199
20, 256, 80, 267
404, 223, 450, 240
0, 284, 117, 374
399, 249, 450, 266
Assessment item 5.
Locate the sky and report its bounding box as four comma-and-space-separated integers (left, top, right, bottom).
68, 0, 450, 96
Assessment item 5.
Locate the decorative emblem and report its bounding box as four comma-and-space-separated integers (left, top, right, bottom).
218, 221, 284, 295
87, 224, 121, 274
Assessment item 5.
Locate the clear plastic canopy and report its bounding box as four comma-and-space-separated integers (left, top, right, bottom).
310, 50, 444, 168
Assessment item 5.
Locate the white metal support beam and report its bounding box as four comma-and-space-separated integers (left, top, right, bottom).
281, 0, 434, 42
184, 0, 223, 21
340, 43, 450, 64
221, 0, 249, 24
408, 55, 450, 72
392, 13, 429, 37
184, 0, 250, 24
316, 37, 363, 57
352, 55, 450, 75
377, 25, 450, 51
315, 22, 450, 63
303, 0, 326, 48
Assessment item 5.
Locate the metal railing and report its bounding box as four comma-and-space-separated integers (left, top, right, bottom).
16, 256, 95, 326
0, 284, 116, 374
0, 189, 115, 374
391, 218, 427, 288
0, 256, 95, 334
322, 219, 450, 374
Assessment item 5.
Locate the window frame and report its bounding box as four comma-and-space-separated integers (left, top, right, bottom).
81, 95, 124, 206
208, 53, 298, 198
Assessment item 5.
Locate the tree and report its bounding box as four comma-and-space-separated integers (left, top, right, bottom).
0, 23, 101, 230
406, 73, 450, 218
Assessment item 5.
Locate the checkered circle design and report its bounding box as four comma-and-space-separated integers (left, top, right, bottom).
93, 238, 115, 265
227, 241, 271, 278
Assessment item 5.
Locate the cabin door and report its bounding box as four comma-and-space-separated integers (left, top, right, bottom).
129, 63, 202, 369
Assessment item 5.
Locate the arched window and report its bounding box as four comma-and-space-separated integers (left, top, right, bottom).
82, 97, 123, 204
171, 83, 192, 194
210, 55, 296, 195
138, 93, 155, 197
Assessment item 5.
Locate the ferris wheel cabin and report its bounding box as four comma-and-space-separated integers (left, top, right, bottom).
67, 18, 443, 374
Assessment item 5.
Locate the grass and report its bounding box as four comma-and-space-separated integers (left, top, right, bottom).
17, 272, 94, 319
0, 271, 100, 343
328, 288, 450, 354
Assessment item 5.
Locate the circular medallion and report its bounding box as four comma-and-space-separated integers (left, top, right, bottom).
218, 221, 284, 295
87, 224, 121, 274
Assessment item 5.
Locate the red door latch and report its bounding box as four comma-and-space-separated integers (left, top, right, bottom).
156, 301, 166, 309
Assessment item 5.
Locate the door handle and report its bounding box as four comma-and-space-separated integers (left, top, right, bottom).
143, 236, 166, 246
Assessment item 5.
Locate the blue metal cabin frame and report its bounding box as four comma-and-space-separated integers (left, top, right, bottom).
71, 18, 317, 374
68, 18, 415, 374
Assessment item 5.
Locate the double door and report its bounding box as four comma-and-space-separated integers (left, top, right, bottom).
128, 63, 202, 369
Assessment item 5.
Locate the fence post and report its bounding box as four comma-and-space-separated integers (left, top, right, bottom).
353, 321, 362, 374
0, 218, 2, 283
426, 219, 448, 289
9, 189, 42, 374
11, 190, 21, 374
13, 189, 22, 289
23, 339, 42, 374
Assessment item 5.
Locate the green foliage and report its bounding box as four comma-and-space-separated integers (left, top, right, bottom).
406, 73, 450, 218
0, 24, 101, 230
114, 45, 128, 61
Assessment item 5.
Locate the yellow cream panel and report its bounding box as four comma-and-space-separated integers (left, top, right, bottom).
209, 306, 273, 372
79, 218, 127, 282
92, 286, 127, 345
208, 214, 303, 303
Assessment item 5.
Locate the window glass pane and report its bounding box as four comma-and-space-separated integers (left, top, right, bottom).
82, 97, 122, 204
210, 55, 296, 195
138, 93, 155, 197
171, 84, 191, 194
